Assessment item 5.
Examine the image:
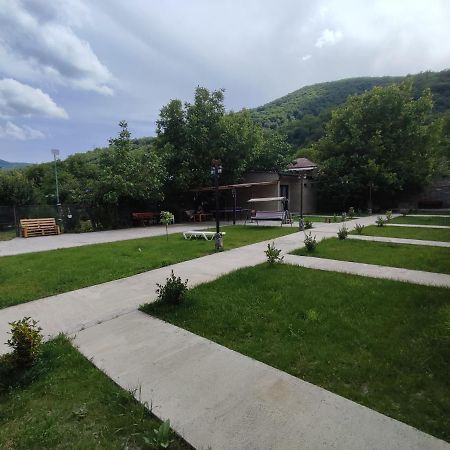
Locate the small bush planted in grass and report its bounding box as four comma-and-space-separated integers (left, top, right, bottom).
265, 242, 284, 264
354, 223, 365, 234
305, 309, 319, 322
160, 211, 175, 241
337, 225, 348, 240
7, 317, 43, 369
304, 232, 317, 252
156, 271, 188, 305
385, 210, 393, 222
144, 419, 174, 449
376, 216, 386, 227
304, 219, 313, 229
332, 213, 338, 223
348, 207, 355, 219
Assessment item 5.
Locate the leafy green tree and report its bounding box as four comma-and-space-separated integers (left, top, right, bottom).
315, 83, 437, 210
0, 170, 37, 206
155, 87, 293, 198
96, 120, 165, 207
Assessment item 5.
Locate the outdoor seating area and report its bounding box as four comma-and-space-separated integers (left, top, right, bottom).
131, 211, 160, 226
19, 218, 60, 238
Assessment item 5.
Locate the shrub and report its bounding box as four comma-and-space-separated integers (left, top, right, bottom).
304, 219, 313, 229
304, 232, 317, 252
354, 223, 365, 234
341, 212, 347, 222
7, 317, 43, 369
160, 211, 174, 241
332, 213, 338, 223
385, 210, 393, 222
265, 242, 284, 264
305, 309, 319, 322
337, 225, 348, 240
156, 271, 188, 305
144, 419, 174, 449
400, 208, 409, 216
80, 220, 94, 233
348, 207, 355, 219
376, 216, 386, 227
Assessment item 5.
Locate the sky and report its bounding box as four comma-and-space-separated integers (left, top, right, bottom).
0, 0, 449, 163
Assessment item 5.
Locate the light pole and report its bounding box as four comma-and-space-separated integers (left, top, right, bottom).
299, 172, 306, 230
51, 149, 62, 225
211, 159, 223, 251
232, 187, 237, 225
300, 173, 306, 219
368, 182, 374, 215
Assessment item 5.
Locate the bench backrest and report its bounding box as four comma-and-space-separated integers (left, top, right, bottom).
20, 218, 57, 228
253, 211, 285, 219
131, 212, 159, 220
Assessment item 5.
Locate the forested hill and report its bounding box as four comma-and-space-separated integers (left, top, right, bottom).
0, 159, 30, 170
251, 69, 450, 148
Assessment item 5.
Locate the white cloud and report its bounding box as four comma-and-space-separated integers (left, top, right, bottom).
0, 78, 68, 119
302, 54, 312, 61
0, 0, 114, 95
0, 121, 45, 140
315, 28, 343, 48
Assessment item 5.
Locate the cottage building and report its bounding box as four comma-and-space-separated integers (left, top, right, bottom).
238, 158, 318, 214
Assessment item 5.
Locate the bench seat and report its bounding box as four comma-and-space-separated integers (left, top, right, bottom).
131, 212, 160, 226
248, 211, 292, 226
20, 218, 60, 238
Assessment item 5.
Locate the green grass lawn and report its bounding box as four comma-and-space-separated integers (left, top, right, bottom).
142, 264, 450, 442
0, 225, 296, 309
292, 238, 450, 274
391, 216, 450, 226
0, 229, 16, 241
0, 336, 190, 449
354, 225, 450, 242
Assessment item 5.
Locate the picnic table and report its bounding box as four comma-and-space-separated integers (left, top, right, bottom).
183, 231, 226, 240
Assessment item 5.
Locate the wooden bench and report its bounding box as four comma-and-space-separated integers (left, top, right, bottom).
131, 212, 160, 226
20, 218, 60, 238
248, 211, 292, 226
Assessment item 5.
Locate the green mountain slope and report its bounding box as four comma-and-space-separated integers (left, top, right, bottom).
251, 70, 450, 148
0, 159, 30, 170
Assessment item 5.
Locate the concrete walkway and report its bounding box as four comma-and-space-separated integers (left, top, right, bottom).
348, 234, 450, 247
0, 230, 307, 354
404, 214, 450, 217
1, 215, 449, 449
387, 223, 450, 229
284, 254, 450, 288
0, 223, 212, 257
73, 311, 449, 450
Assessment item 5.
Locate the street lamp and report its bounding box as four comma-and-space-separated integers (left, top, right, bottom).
51, 149, 62, 225
299, 172, 306, 230
211, 159, 223, 251
51, 149, 60, 207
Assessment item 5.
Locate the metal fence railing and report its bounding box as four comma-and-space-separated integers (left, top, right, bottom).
0, 204, 144, 234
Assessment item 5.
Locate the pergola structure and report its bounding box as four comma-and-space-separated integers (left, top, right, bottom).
190, 180, 278, 224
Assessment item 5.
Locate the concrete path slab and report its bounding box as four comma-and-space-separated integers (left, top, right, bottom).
284, 254, 450, 288
348, 234, 450, 247
387, 224, 450, 229
0, 223, 212, 257
73, 311, 450, 450
404, 214, 450, 217
0, 231, 310, 355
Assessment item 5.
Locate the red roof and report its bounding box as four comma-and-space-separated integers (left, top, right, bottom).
287, 157, 317, 170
